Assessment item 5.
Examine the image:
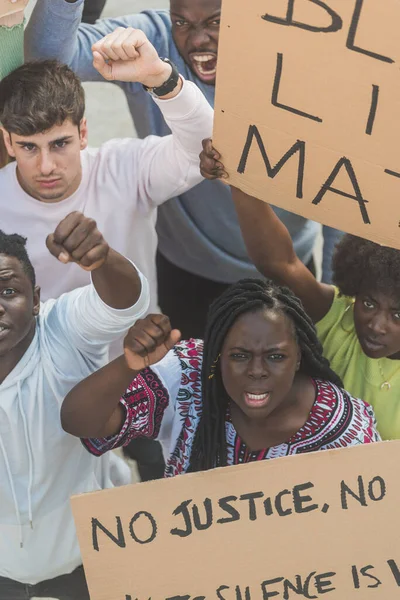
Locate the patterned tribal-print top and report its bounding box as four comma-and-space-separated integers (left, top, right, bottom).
82, 339, 381, 476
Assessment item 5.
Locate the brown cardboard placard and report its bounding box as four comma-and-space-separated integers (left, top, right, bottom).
0, 0, 27, 18
72, 441, 400, 600
213, 0, 400, 249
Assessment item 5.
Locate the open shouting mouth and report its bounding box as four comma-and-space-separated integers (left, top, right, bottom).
244, 392, 271, 409
190, 52, 218, 82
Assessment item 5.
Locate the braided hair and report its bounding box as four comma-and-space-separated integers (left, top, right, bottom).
188, 278, 342, 473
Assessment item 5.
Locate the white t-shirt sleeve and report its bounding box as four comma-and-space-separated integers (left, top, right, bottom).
138, 80, 214, 208
97, 79, 213, 213
41, 267, 149, 355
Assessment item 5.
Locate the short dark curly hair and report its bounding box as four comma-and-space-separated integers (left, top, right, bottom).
0, 60, 85, 136
332, 234, 400, 298
0, 230, 36, 289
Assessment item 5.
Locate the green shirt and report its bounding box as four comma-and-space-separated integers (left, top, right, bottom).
0, 22, 24, 80
317, 287, 400, 440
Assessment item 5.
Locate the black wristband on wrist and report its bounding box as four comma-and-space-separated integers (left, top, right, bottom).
143, 58, 180, 97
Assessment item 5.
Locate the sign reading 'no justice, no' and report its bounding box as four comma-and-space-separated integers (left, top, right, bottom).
213, 0, 400, 249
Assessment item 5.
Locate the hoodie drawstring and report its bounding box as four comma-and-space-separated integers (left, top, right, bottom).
0, 433, 23, 547
17, 381, 34, 534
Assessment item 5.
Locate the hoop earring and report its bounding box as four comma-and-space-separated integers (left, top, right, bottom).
208, 353, 221, 380
340, 302, 355, 334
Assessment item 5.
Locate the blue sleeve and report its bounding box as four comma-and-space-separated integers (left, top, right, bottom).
25, 2, 171, 86
321, 225, 344, 284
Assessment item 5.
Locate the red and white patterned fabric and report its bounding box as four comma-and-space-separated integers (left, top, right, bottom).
82, 339, 380, 475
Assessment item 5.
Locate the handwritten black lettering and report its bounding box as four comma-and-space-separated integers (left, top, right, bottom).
240, 491, 264, 521
365, 85, 379, 136
275, 489, 293, 517
261, 0, 342, 34
303, 572, 317, 599
235, 585, 251, 600
341, 476, 367, 509
314, 572, 336, 594
388, 560, 400, 586
192, 498, 213, 531
293, 483, 318, 513
385, 168, 400, 179
91, 516, 125, 552
360, 565, 382, 588
347, 0, 394, 64
351, 565, 360, 589
129, 511, 157, 545
272, 53, 323, 123
237, 125, 306, 199
217, 496, 240, 525
216, 585, 230, 600
312, 157, 370, 225
261, 577, 284, 599
264, 497, 273, 516
170, 500, 193, 538
367, 476, 386, 501
283, 575, 303, 599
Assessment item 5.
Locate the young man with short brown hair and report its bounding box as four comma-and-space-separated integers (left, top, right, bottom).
1, 28, 213, 308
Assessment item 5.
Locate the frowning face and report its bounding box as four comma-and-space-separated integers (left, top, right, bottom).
354, 289, 400, 359
0, 255, 40, 380
170, 0, 221, 85
2, 118, 87, 203
220, 308, 301, 421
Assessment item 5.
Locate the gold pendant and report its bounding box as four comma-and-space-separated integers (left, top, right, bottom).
381, 381, 391, 391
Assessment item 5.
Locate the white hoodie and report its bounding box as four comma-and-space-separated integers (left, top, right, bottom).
0, 271, 149, 584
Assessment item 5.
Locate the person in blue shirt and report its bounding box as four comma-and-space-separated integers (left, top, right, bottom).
24, 0, 343, 480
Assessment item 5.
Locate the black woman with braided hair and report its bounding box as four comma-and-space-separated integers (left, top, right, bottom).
61, 278, 379, 475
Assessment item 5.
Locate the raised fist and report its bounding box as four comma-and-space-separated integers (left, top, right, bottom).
46, 212, 109, 271
92, 27, 173, 88
123, 314, 181, 371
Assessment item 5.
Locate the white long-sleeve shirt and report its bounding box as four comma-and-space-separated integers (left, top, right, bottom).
0, 79, 213, 312
0, 271, 149, 584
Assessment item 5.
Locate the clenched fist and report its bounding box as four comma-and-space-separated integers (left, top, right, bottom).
124, 314, 181, 371
46, 212, 109, 271
92, 27, 176, 89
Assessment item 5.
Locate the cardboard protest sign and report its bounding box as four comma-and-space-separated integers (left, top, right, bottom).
0, 0, 26, 18
213, 0, 400, 250
72, 441, 400, 600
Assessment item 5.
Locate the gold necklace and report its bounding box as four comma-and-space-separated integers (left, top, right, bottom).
377, 360, 400, 391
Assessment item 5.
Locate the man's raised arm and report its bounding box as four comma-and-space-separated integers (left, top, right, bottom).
25, 2, 165, 83
89, 28, 213, 208
46, 211, 143, 310
35, 212, 150, 385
